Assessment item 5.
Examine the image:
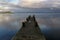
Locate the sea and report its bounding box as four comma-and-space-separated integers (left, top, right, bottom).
0, 13, 60, 40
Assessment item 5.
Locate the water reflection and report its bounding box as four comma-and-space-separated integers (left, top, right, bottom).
0, 13, 60, 40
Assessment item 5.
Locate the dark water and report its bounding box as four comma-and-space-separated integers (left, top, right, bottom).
0, 13, 60, 40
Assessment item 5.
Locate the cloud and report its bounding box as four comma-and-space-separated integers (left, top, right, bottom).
19, 0, 60, 8
0, 0, 19, 5
19, 0, 48, 8
0, 2, 20, 12
0, 0, 60, 8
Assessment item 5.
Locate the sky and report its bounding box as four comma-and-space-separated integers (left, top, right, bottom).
0, 0, 60, 12
0, 0, 60, 8
0, 0, 19, 4
19, 0, 60, 8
